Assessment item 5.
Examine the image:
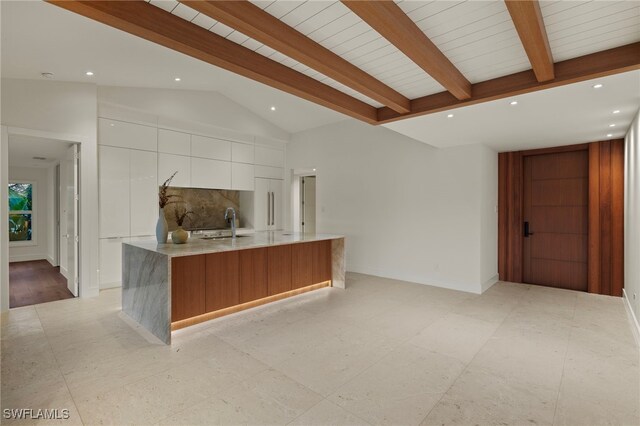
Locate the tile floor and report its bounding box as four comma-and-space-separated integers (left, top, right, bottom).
1, 273, 638, 425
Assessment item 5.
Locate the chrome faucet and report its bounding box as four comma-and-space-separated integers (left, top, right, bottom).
224, 207, 237, 239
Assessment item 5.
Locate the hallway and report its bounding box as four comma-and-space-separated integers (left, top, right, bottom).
9, 260, 74, 308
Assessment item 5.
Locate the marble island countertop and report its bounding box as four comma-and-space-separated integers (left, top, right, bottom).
125, 231, 344, 257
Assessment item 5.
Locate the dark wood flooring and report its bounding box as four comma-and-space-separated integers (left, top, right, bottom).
9, 260, 74, 308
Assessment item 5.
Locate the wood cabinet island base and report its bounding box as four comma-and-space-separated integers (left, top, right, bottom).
122, 232, 345, 344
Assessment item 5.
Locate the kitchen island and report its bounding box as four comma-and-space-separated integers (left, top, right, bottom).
122, 232, 345, 344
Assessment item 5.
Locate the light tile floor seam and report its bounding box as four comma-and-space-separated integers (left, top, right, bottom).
416, 285, 536, 425
35, 304, 85, 426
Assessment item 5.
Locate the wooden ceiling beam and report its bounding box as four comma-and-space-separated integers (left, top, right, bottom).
377, 43, 640, 124
505, 0, 555, 82
342, 0, 472, 101
47, 0, 378, 124
182, 0, 410, 114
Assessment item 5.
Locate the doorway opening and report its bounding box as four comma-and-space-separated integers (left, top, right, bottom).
300, 176, 316, 234
7, 134, 79, 308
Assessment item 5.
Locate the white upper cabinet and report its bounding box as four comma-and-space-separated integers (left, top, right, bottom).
99, 146, 130, 238
98, 118, 157, 152
191, 135, 232, 161
191, 157, 231, 189
158, 129, 190, 155
232, 142, 254, 164
255, 146, 284, 168
130, 150, 158, 237
231, 163, 254, 191
158, 153, 191, 188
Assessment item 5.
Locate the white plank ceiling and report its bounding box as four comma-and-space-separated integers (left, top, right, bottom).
147, 0, 640, 108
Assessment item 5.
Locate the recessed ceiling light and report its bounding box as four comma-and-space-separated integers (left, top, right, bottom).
613, 110, 620, 114
607, 134, 613, 138
509, 100, 518, 106
174, 77, 181, 82
447, 114, 454, 118
85, 71, 94, 76
609, 124, 616, 127
312, 168, 316, 172
270, 106, 276, 111
593, 83, 603, 89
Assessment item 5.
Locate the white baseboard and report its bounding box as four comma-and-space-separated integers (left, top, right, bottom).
60, 266, 68, 279
9, 254, 47, 263
481, 274, 499, 293
46, 256, 58, 267
623, 289, 640, 347
100, 281, 122, 290
346, 263, 481, 294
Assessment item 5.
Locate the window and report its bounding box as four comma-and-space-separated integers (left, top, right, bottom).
9, 182, 35, 244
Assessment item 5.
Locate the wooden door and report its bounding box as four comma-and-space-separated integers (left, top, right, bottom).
205, 251, 239, 312
523, 150, 588, 291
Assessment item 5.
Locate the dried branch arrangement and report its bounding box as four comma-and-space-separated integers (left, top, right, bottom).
173, 203, 195, 227
159, 171, 180, 208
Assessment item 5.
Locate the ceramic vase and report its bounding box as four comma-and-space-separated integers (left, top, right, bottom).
156, 207, 168, 244
172, 227, 188, 244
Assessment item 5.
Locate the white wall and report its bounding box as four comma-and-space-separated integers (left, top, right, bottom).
624, 108, 640, 329
286, 120, 498, 294
98, 86, 289, 142
1, 78, 99, 309
8, 167, 49, 262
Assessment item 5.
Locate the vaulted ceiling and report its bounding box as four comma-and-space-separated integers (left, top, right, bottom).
48, 0, 640, 125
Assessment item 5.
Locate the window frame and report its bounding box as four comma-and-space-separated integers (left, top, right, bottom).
8, 180, 37, 247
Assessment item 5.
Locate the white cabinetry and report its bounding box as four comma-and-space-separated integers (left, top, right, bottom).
191, 157, 231, 189
254, 178, 283, 231
99, 118, 157, 151
191, 135, 231, 161
158, 153, 191, 187
130, 150, 158, 237
99, 146, 130, 238
99, 237, 129, 289
232, 142, 254, 164
232, 163, 254, 190
158, 129, 190, 155
255, 146, 284, 167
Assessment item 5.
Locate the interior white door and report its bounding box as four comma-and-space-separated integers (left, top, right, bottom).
301, 176, 316, 234
65, 145, 79, 296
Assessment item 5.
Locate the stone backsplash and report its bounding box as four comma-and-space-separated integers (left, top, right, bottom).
163, 187, 240, 231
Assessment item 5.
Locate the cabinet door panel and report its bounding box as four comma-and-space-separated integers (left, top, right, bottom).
312, 240, 332, 283
267, 245, 292, 295
99, 146, 130, 238
239, 248, 268, 303
291, 243, 313, 290
130, 150, 157, 237
171, 255, 206, 322
232, 142, 254, 164
99, 118, 157, 151
255, 146, 284, 167
191, 135, 231, 161
191, 157, 231, 189
271, 179, 284, 231
99, 237, 129, 289
158, 153, 191, 187
254, 178, 270, 231
205, 251, 240, 312
158, 129, 190, 155
231, 163, 254, 191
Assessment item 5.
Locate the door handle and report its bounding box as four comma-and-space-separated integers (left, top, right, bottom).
524, 221, 534, 237
270, 192, 275, 226
267, 192, 271, 227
